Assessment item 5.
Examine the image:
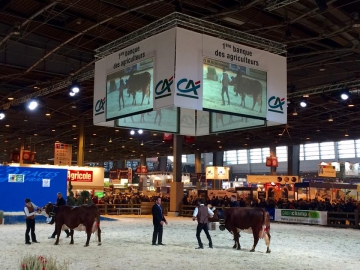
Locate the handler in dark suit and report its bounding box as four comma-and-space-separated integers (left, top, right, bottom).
230, 195, 240, 207
152, 197, 167, 245
48, 192, 70, 239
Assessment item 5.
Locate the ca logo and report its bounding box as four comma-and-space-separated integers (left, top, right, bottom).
268, 96, 285, 114
155, 76, 173, 99
95, 97, 106, 115
176, 78, 200, 99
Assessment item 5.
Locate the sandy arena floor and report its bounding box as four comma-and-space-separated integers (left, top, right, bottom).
1, 215, 359, 270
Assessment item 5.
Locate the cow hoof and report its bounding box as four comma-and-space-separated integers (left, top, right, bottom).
266, 250, 271, 254
250, 249, 255, 252
98, 243, 102, 246
232, 245, 236, 249
237, 247, 241, 250
84, 245, 89, 247
54, 243, 59, 245
70, 242, 74, 245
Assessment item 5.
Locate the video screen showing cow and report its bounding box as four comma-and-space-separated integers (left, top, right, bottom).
106, 58, 154, 120
210, 112, 265, 133
116, 106, 179, 133
202, 58, 267, 119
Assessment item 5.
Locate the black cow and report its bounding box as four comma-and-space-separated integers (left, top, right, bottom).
210, 207, 271, 253
232, 72, 263, 113
44, 203, 102, 247
127, 72, 151, 106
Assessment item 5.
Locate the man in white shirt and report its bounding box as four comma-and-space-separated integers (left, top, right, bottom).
24, 198, 40, 245
192, 198, 214, 249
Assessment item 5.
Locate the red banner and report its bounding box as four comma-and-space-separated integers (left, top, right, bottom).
184, 136, 195, 143
136, 166, 148, 174
163, 133, 173, 142
68, 170, 93, 182
266, 157, 278, 167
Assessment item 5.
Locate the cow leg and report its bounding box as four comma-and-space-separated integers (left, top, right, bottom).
251, 95, 257, 111
69, 229, 74, 245
250, 227, 260, 252
54, 222, 62, 245
232, 230, 241, 250
265, 231, 271, 253
141, 90, 145, 106
97, 226, 102, 246
84, 225, 93, 247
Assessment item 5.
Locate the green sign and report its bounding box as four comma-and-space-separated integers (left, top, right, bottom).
8, 174, 25, 183
281, 210, 320, 219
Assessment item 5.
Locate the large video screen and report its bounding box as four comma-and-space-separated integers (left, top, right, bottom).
210, 112, 265, 133
106, 57, 154, 120
116, 106, 179, 133
203, 57, 267, 119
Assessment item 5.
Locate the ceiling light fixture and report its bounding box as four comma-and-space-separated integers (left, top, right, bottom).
0, 112, 5, 120
141, 141, 144, 146
292, 108, 298, 116
27, 100, 38, 110
7, 97, 14, 100
130, 130, 135, 135
300, 100, 307, 108
109, 138, 112, 143
138, 129, 143, 134
328, 114, 333, 122
340, 90, 349, 100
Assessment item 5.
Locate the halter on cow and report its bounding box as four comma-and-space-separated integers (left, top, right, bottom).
43, 203, 102, 247
210, 207, 271, 253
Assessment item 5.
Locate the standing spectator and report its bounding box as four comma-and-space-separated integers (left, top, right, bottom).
48, 192, 70, 239
230, 195, 240, 207
24, 198, 40, 245
192, 198, 214, 249
152, 197, 167, 245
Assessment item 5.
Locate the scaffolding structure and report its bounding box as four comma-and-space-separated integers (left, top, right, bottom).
264, 0, 299, 12
95, 12, 287, 59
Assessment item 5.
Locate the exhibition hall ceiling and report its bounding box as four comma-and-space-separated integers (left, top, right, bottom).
1, 0, 360, 163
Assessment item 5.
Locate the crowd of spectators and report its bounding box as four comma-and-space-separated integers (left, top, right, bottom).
182, 194, 360, 212
91, 194, 170, 205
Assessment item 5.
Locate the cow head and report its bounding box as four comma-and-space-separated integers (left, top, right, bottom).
42, 202, 54, 216
209, 208, 227, 231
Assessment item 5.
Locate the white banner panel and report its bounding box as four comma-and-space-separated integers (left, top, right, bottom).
54, 143, 72, 166
202, 34, 286, 124
174, 28, 203, 110
275, 209, 327, 226
94, 29, 176, 124
180, 108, 196, 136
247, 175, 299, 184
206, 166, 230, 180
196, 110, 210, 136
154, 29, 176, 110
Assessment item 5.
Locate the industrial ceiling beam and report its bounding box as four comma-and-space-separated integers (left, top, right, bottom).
264, 0, 299, 12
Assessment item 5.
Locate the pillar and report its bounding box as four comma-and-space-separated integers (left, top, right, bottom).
77, 117, 85, 166
19, 134, 26, 165
115, 160, 126, 168
158, 156, 167, 171
288, 145, 300, 176
140, 155, 146, 166
212, 151, 224, 190
195, 150, 201, 189
169, 135, 184, 216
139, 155, 147, 190
270, 144, 277, 176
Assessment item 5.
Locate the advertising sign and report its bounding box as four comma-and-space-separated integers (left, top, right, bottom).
8, 174, 25, 183
54, 143, 72, 166
206, 166, 230, 180
42, 179, 50, 187
68, 170, 93, 182
247, 175, 299, 184
318, 165, 336, 177
275, 209, 327, 225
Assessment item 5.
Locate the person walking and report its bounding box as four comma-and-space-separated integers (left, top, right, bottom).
24, 198, 40, 245
151, 197, 167, 246
221, 68, 230, 105
48, 192, 70, 239
192, 198, 214, 249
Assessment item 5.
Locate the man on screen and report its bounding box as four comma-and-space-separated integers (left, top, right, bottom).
221, 68, 230, 105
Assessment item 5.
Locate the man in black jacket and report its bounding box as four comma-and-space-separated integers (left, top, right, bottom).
230, 195, 240, 207
151, 197, 167, 245
48, 192, 70, 239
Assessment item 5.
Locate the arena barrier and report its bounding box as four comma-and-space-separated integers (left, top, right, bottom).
96, 202, 169, 216
179, 206, 359, 229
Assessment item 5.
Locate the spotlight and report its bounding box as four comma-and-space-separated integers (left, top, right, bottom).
138, 129, 143, 134
70, 82, 80, 93
340, 90, 349, 100
69, 91, 75, 97
0, 112, 5, 120
28, 100, 38, 110
130, 130, 135, 135
300, 100, 307, 108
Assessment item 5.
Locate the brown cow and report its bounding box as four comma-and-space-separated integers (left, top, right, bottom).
44, 203, 102, 247
126, 71, 151, 106
210, 207, 271, 253
232, 72, 263, 113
